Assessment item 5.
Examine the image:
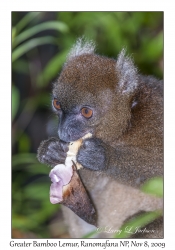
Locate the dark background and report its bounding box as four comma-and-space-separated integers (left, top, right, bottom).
12, 12, 163, 238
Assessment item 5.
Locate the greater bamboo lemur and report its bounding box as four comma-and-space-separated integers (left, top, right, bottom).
37, 38, 163, 238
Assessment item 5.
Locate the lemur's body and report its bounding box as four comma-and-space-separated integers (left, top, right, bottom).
37, 39, 163, 238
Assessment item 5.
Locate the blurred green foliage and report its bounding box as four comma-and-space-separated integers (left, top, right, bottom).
12, 12, 163, 238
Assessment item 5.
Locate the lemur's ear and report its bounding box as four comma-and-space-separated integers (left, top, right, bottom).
66, 37, 96, 62
116, 49, 138, 94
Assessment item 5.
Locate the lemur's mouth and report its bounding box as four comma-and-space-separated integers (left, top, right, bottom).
60, 130, 93, 143
72, 129, 94, 142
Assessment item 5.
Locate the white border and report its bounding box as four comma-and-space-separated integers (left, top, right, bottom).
1, 1, 175, 249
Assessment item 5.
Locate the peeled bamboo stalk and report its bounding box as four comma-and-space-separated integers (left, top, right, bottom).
49, 133, 97, 225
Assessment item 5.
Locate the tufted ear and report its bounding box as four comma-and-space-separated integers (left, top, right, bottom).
66, 37, 96, 62
116, 49, 138, 94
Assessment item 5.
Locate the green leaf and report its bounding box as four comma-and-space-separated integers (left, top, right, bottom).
114, 210, 162, 238
15, 12, 42, 34
13, 21, 68, 48
12, 85, 20, 120
12, 36, 56, 62
141, 177, 163, 197
12, 27, 16, 42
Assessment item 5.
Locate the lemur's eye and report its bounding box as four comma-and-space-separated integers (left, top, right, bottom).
81, 107, 93, 118
53, 98, 61, 110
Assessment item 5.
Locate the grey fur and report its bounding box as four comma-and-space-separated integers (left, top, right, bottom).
116, 48, 138, 93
